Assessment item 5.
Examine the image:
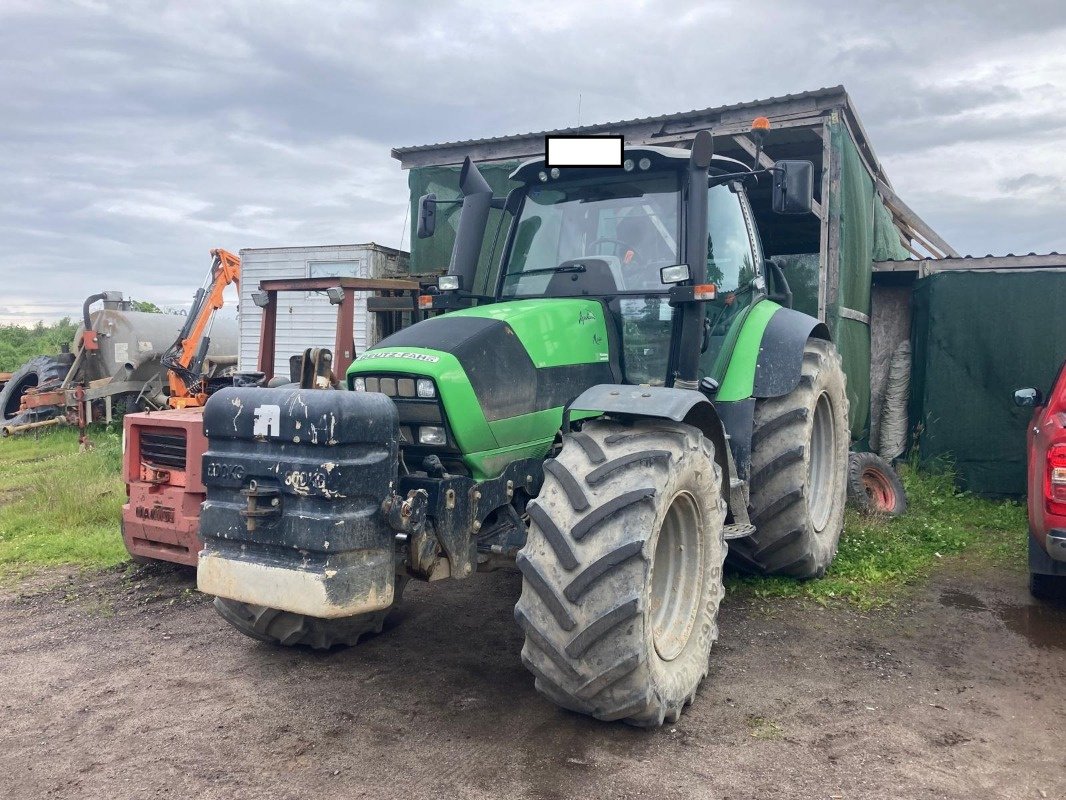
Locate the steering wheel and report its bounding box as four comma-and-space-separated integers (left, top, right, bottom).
588, 237, 636, 260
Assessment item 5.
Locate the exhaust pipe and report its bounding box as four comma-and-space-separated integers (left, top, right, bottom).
446, 156, 493, 292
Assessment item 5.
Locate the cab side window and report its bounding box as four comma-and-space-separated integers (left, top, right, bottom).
706, 185, 757, 293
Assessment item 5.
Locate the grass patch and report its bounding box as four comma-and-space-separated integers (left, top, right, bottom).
727, 466, 1028, 609
746, 715, 783, 740
0, 427, 128, 579
0, 426, 1029, 607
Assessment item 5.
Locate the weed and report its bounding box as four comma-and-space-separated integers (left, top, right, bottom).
726, 466, 1028, 609
747, 715, 783, 740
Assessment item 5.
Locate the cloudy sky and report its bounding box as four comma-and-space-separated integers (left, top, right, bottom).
2, 0, 1065, 323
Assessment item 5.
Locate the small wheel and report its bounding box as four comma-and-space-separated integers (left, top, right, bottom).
847, 452, 907, 516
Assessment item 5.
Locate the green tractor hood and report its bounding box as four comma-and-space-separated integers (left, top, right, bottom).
347, 298, 615, 479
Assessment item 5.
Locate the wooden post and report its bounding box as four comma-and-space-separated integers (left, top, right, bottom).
817, 119, 833, 323
257, 291, 278, 380
334, 288, 357, 379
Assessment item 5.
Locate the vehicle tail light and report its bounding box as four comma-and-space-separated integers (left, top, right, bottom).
1047, 444, 1066, 514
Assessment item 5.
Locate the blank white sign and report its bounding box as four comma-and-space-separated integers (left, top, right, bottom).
545, 136, 623, 167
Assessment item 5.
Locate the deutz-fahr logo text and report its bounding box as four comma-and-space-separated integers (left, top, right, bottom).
206, 461, 246, 480
356, 351, 440, 363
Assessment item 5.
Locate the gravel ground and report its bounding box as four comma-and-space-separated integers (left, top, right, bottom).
1, 560, 1063, 800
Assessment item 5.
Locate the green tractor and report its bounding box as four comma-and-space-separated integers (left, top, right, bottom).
198, 130, 850, 727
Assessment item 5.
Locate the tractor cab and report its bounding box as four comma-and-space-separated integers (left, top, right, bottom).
498, 148, 768, 385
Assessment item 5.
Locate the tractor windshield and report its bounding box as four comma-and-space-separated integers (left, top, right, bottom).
498, 171, 681, 386
500, 172, 681, 299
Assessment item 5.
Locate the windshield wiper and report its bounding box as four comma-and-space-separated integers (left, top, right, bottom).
504, 263, 587, 277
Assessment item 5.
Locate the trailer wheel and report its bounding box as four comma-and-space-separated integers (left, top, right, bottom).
0, 355, 69, 421
515, 419, 726, 727
847, 452, 907, 516
213, 577, 408, 650
731, 338, 849, 578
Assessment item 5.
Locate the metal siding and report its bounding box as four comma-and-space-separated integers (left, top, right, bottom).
237, 245, 401, 372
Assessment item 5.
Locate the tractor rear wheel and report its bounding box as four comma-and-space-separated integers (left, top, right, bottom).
0, 355, 69, 423
213, 577, 408, 650
515, 419, 727, 727
731, 338, 849, 578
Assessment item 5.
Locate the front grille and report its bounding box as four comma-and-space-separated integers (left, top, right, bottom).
140, 430, 187, 470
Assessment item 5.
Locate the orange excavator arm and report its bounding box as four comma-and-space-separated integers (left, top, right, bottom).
163, 248, 241, 408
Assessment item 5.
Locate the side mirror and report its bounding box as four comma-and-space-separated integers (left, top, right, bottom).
1013, 387, 1043, 408
417, 193, 437, 239
772, 160, 814, 215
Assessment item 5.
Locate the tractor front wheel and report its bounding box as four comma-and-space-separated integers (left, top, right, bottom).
515, 419, 726, 727
213, 577, 408, 649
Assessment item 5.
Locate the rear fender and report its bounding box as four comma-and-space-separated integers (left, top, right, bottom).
717, 302, 831, 402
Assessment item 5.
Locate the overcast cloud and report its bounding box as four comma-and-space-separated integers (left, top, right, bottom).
2, 0, 1065, 323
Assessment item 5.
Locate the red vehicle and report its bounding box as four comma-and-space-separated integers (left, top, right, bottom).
1016, 361, 1066, 599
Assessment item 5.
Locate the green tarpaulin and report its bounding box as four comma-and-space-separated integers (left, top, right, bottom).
910, 270, 1066, 496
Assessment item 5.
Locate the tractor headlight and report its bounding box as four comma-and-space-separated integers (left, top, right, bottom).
418, 426, 446, 446
352, 377, 366, 392
416, 378, 436, 399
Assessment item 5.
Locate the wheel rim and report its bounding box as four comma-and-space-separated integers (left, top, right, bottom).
807, 392, 835, 532
861, 468, 895, 512
650, 492, 703, 662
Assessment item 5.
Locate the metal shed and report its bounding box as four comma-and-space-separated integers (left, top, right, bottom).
237, 243, 409, 372
391, 86, 955, 444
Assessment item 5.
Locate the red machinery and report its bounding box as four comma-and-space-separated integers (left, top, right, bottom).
162, 248, 241, 409
121, 407, 207, 565
121, 276, 421, 566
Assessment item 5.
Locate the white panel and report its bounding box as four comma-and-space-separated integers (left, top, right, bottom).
237, 245, 381, 373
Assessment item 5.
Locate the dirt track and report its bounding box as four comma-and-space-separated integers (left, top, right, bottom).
1, 561, 1063, 800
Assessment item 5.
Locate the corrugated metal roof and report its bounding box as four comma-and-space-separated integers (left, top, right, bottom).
878, 252, 1065, 263
392, 86, 847, 156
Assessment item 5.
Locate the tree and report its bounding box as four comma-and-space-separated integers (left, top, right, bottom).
131, 300, 162, 313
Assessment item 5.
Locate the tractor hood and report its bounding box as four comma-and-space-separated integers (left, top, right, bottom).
351, 298, 615, 421
347, 299, 618, 473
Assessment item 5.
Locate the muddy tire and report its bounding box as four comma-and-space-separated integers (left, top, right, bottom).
515, 419, 727, 727
0, 355, 69, 422
213, 577, 408, 649
847, 452, 907, 516
1030, 572, 1066, 601
730, 338, 849, 578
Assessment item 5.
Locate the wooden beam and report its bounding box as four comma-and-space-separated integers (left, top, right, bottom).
896, 235, 925, 261
817, 118, 833, 323
875, 178, 959, 258
895, 220, 946, 260
874, 254, 1066, 273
